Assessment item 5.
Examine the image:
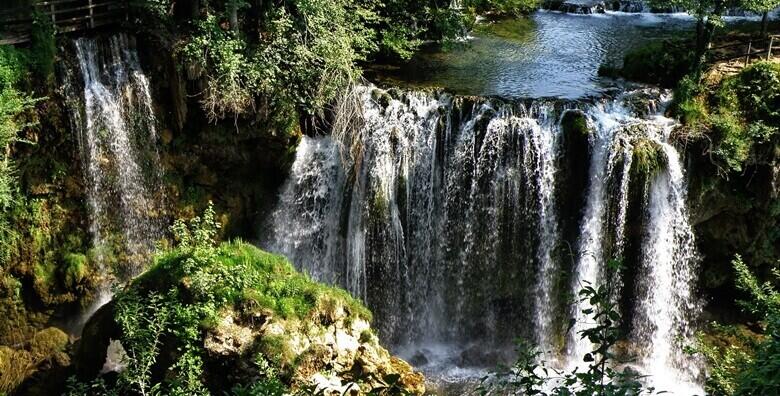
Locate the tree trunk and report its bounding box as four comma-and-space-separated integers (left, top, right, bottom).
761, 12, 769, 37
696, 18, 705, 53
229, 2, 239, 33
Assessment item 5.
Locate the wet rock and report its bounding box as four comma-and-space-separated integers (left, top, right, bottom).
409, 350, 430, 367
458, 345, 503, 367
559, 0, 606, 13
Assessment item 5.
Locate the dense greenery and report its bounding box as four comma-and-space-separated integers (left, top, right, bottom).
674, 61, 780, 172
134, 0, 537, 124
0, 45, 37, 263
695, 255, 780, 395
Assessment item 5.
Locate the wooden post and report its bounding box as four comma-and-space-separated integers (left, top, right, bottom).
769, 36, 775, 61
745, 39, 752, 67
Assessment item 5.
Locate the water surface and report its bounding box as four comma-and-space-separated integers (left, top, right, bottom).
371, 11, 696, 98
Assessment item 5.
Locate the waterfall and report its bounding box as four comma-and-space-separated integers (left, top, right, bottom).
65, 34, 165, 323
267, 85, 703, 392
631, 140, 703, 393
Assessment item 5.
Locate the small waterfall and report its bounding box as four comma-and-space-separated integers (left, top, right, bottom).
564, 96, 639, 368
65, 34, 165, 324
268, 85, 703, 392
631, 140, 703, 393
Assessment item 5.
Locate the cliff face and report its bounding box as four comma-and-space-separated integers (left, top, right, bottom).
686, 142, 779, 322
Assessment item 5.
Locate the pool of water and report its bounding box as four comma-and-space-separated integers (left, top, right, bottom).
370, 11, 699, 99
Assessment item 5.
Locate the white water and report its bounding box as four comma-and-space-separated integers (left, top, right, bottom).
631, 139, 703, 394
269, 85, 703, 392
67, 34, 164, 327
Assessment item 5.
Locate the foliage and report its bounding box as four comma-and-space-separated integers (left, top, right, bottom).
478, 259, 652, 395
163, 0, 533, 122
114, 290, 171, 395
694, 255, 780, 395
741, 0, 780, 17
180, 0, 374, 121
692, 323, 759, 395
467, 0, 541, 16
0, 45, 37, 263
611, 40, 695, 88
672, 62, 780, 173
29, 13, 57, 84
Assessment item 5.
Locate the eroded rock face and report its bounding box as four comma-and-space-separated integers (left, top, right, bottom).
199, 297, 425, 395
76, 287, 425, 395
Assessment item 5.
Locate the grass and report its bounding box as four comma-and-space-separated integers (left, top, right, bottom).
631, 138, 667, 179
135, 240, 373, 323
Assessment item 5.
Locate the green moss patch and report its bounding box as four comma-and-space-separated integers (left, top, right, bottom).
631, 138, 667, 179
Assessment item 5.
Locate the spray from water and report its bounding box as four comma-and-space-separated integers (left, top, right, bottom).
268, 85, 703, 392
65, 34, 165, 329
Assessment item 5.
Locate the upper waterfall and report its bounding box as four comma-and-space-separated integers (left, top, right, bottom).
64, 34, 166, 322
267, 84, 703, 392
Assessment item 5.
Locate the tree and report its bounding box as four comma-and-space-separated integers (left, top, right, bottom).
742, 0, 780, 36
648, 0, 743, 64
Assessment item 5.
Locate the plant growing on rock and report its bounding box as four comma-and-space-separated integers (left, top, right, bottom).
692, 255, 780, 395
68, 204, 422, 395
477, 259, 653, 395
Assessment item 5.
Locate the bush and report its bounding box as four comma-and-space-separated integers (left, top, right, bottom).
695, 255, 780, 395
616, 40, 695, 87
672, 62, 780, 173
468, 0, 541, 16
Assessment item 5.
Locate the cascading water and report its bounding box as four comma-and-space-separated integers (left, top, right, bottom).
267, 84, 703, 392
270, 87, 565, 354
65, 34, 165, 324
630, 139, 703, 393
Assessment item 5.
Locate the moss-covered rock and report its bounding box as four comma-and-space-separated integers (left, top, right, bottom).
0, 327, 70, 394
75, 241, 424, 395
630, 138, 667, 179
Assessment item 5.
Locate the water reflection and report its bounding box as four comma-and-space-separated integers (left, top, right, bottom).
371, 11, 697, 98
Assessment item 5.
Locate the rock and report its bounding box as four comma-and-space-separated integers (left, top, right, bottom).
558, 0, 606, 13
458, 344, 504, 367
204, 313, 256, 356
409, 350, 430, 367
160, 128, 174, 145
74, 243, 426, 395
371, 89, 393, 109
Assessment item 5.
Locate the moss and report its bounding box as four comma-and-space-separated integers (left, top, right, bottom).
136, 241, 372, 323
631, 138, 667, 179
62, 253, 89, 287
29, 327, 68, 361
560, 110, 590, 137
0, 346, 33, 393
259, 334, 296, 370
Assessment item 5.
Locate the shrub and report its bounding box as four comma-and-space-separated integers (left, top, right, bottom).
618, 40, 695, 88
695, 255, 780, 396
468, 0, 541, 16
